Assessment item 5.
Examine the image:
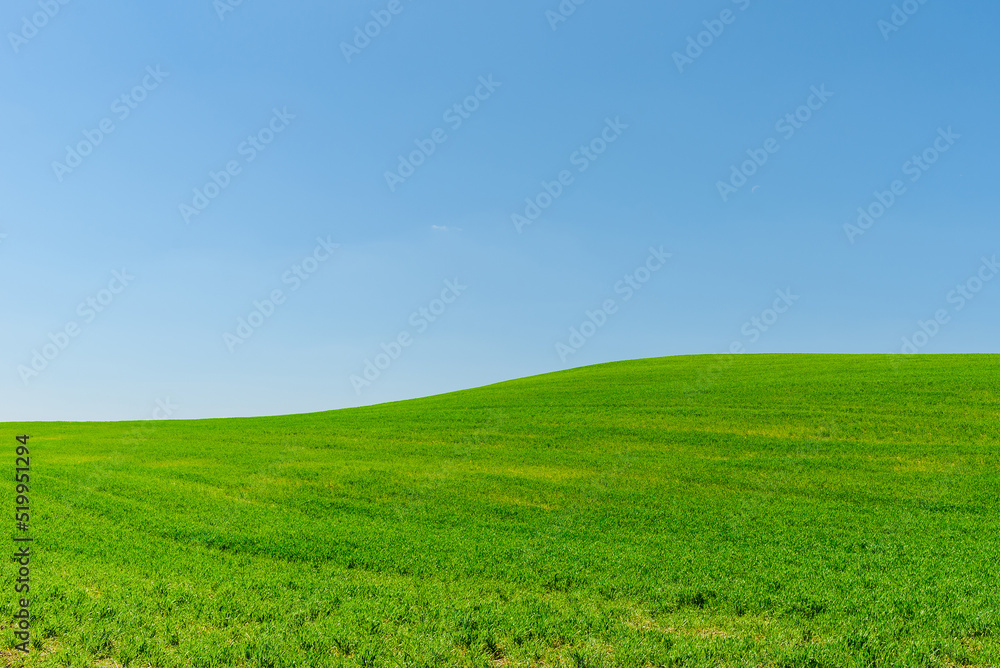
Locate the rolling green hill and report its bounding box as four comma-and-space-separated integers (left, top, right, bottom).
3, 354, 1000, 667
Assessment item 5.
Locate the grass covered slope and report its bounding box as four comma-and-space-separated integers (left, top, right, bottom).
4, 354, 1000, 667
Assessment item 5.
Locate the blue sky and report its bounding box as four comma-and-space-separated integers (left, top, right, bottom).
2, 0, 997, 421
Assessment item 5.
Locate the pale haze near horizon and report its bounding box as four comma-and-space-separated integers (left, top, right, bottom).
1, 0, 998, 421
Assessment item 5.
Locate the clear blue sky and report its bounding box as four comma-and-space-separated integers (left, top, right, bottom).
2, 0, 998, 421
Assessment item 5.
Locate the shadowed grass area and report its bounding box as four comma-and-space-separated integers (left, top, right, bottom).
3, 354, 1000, 666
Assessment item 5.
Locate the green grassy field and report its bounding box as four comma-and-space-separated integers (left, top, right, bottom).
3, 354, 1000, 667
